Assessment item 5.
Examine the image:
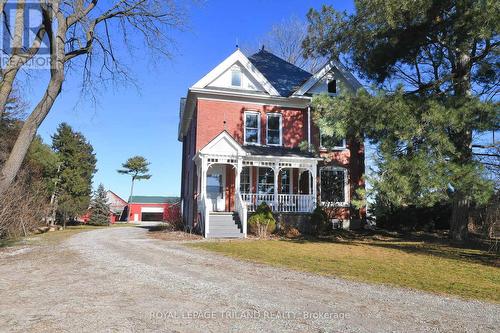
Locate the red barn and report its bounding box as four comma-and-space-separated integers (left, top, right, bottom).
80, 190, 127, 224
127, 196, 180, 222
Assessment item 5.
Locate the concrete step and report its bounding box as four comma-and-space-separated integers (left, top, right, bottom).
209, 217, 235, 222
207, 232, 244, 238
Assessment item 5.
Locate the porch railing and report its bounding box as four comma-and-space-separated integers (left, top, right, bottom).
241, 193, 315, 213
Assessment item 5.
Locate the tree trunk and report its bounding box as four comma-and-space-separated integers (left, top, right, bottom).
0, 5, 66, 198
0, 71, 64, 197
448, 47, 473, 241
450, 192, 470, 241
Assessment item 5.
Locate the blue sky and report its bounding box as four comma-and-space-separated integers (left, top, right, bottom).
33, 1, 355, 200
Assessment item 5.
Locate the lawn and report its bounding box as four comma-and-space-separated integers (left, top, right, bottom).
190, 238, 500, 302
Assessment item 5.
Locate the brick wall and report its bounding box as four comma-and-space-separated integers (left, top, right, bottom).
195, 99, 306, 151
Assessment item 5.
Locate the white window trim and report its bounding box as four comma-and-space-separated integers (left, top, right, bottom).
266, 112, 282, 146
319, 131, 347, 151
244, 111, 261, 145
319, 166, 349, 207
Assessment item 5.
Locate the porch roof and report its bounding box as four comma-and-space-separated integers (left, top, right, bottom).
243, 145, 315, 158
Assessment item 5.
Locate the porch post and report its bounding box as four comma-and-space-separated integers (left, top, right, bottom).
200, 155, 208, 237
311, 164, 318, 211
273, 164, 279, 211
200, 156, 206, 197
235, 158, 242, 194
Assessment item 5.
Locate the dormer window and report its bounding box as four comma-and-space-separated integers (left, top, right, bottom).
231, 69, 241, 87
327, 79, 337, 94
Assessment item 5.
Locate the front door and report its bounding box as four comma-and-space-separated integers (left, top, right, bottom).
206, 165, 225, 212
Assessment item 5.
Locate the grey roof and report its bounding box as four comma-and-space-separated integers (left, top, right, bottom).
129, 196, 179, 204
248, 49, 312, 97
243, 145, 315, 158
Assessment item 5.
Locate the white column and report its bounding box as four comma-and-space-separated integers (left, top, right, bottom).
273, 164, 279, 211
200, 156, 206, 197
307, 105, 311, 152
235, 159, 242, 195
311, 164, 318, 212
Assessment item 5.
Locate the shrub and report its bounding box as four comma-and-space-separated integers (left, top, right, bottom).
282, 224, 301, 238
247, 202, 276, 238
310, 206, 329, 235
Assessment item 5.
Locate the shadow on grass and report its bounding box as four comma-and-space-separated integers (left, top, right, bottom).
285, 230, 499, 268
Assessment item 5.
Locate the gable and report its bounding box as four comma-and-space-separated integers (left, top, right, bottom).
206, 61, 265, 92
200, 131, 247, 156
192, 49, 280, 96
293, 60, 362, 96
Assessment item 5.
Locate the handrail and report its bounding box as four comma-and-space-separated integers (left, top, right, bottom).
235, 191, 247, 237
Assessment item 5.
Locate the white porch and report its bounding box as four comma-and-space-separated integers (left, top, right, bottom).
194, 132, 319, 238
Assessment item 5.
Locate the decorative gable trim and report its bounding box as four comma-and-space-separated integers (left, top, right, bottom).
199, 130, 248, 156
192, 49, 281, 96
293, 60, 363, 96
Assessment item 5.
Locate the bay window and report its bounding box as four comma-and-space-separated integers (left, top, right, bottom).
320, 167, 348, 205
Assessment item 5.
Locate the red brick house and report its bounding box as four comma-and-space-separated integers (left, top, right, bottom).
178, 48, 365, 238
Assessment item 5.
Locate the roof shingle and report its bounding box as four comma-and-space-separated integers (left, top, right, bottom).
248, 49, 312, 97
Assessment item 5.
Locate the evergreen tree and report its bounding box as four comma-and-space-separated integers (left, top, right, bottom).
52, 123, 97, 223
118, 156, 152, 201
88, 184, 111, 226
303, 1, 499, 241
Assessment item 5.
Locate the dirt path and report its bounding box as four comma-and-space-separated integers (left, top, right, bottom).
0, 227, 498, 332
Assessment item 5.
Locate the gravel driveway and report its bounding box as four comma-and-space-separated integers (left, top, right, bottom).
0, 227, 498, 332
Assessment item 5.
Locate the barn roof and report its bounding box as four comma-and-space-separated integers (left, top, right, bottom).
128, 196, 179, 204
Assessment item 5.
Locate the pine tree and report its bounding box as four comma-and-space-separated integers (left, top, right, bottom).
52, 123, 97, 224
304, 1, 499, 241
88, 184, 111, 226
117, 156, 152, 201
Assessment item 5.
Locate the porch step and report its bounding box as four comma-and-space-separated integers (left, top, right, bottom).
208, 212, 242, 238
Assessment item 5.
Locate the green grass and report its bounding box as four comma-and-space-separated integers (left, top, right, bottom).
189, 238, 500, 302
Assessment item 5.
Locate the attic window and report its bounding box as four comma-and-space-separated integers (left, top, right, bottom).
327, 79, 337, 94
231, 70, 241, 87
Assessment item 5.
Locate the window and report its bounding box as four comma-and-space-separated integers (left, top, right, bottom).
231, 70, 241, 87
280, 169, 291, 194
327, 79, 337, 94
258, 167, 274, 194
320, 167, 347, 204
244, 112, 260, 144
240, 167, 251, 193
320, 132, 346, 150
266, 113, 282, 146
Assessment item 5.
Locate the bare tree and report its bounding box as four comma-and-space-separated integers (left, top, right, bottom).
256, 16, 325, 73
0, 0, 187, 197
